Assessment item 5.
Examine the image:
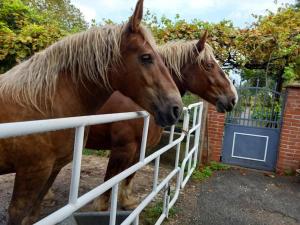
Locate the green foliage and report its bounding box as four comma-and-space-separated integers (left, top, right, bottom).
143, 5, 300, 88
209, 161, 231, 170
251, 89, 282, 119
0, 0, 87, 73
182, 93, 198, 106
144, 10, 214, 44
192, 161, 230, 181
238, 7, 300, 86
1, 0, 298, 90
142, 200, 177, 225
192, 166, 213, 181
83, 148, 110, 157
22, 0, 88, 33
143, 11, 240, 68
251, 104, 281, 122
241, 69, 267, 86
284, 62, 298, 82
296, 0, 300, 9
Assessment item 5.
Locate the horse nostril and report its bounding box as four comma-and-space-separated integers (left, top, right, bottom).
172, 106, 180, 120
229, 96, 236, 107
231, 98, 235, 106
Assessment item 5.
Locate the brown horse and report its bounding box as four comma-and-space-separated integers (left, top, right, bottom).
0, 0, 182, 224
86, 31, 238, 210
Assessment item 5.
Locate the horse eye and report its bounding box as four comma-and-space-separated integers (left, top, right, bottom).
140, 54, 153, 64
205, 63, 215, 70
206, 63, 214, 69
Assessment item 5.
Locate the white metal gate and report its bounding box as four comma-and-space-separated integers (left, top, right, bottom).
0, 102, 203, 225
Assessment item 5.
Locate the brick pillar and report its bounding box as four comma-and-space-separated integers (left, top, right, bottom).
207, 104, 225, 162
277, 84, 300, 173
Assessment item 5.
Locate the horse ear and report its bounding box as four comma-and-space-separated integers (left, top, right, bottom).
196, 30, 208, 52
128, 0, 144, 33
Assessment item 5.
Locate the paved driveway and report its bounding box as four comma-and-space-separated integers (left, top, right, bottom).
168, 169, 300, 225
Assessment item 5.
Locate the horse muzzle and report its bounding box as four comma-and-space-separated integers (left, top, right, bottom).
153, 100, 183, 127
216, 95, 237, 113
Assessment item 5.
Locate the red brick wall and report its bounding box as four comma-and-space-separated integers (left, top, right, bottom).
207, 104, 225, 161
277, 85, 300, 173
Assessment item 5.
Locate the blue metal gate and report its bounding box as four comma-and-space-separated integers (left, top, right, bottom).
222, 83, 285, 171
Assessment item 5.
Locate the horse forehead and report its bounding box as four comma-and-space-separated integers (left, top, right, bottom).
123, 35, 151, 52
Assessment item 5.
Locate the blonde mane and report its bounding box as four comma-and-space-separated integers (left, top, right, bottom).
158, 40, 216, 80
0, 24, 156, 110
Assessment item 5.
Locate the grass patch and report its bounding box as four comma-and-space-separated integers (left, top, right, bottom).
192, 161, 230, 181
192, 166, 213, 181
141, 200, 178, 225
209, 161, 231, 171
83, 148, 110, 157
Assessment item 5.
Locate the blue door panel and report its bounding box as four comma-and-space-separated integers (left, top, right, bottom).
233, 134, 267, 160
222, 125, 280, 171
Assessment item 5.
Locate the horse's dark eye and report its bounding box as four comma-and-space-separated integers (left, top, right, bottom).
207, 63, 214, 68
140, 54, 153, 64
206, 63, 214, 70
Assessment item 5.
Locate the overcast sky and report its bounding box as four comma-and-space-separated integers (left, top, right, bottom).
70, 0, 294, 27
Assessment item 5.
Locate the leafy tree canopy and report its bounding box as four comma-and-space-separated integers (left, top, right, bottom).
1, 1, 299, 91
237, 7, 300, 88
22, 0, 87, 32
0, 0, 87, 73
143, 5, 300, 90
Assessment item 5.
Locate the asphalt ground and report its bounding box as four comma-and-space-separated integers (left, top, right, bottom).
169, 168, 300, 225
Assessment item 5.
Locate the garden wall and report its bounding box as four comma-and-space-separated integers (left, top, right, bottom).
276, 84, 300, 173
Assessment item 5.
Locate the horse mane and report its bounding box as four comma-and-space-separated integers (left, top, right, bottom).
158, 40, 216, 80
0, 24, 156, 110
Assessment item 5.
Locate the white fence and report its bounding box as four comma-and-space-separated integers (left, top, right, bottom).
0, 102, 203, 225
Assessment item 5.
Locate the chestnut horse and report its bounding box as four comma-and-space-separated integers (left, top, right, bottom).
86, 31, 238, 210
0, 0, 182, 224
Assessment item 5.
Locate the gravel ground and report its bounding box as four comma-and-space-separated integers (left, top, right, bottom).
0, 155, 174, 224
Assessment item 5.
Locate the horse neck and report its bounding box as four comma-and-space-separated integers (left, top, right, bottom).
170, 70, 187, 97
51, 72, 112, 117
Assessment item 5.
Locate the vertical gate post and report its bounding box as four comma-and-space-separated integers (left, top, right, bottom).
277, 84, 300, 173
69, 126, 85, 204
207, 104, 226, 162
198, 101, 208, 164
